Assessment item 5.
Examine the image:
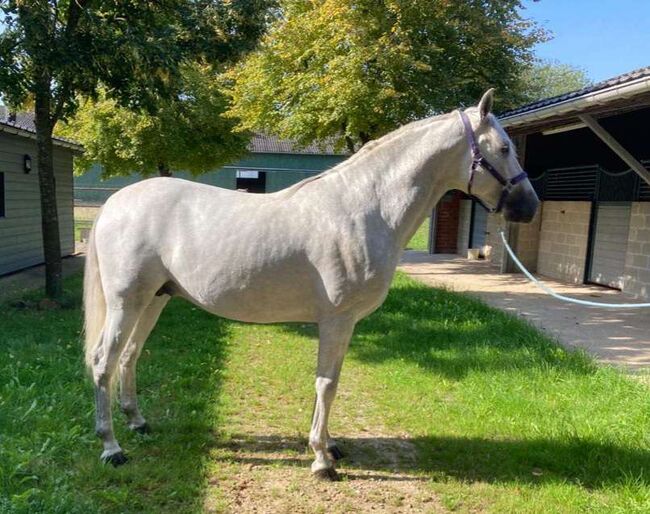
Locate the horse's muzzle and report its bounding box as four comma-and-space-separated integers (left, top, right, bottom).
502, 185, 539, 223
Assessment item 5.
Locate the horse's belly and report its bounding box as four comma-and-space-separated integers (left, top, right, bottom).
201, 289, 317, 323
177, 268, 321, 323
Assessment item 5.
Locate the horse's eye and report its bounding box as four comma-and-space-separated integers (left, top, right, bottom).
500, 144, 510, 156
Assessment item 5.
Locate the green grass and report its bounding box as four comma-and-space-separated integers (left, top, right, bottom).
2, 272, 650, 512
74, 216, 94, 241
406, 218, 430, 251
74, 219, 93, 242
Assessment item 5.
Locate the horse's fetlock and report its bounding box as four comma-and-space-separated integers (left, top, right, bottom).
309, 434, 326, 450
120, 401, 136, 415
95, 426, 109, 439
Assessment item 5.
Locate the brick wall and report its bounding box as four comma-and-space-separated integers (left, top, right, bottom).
434, 193, 460, 253
622, 202, 650, 298
456, 199, 471, 256
537, 201, 591, 283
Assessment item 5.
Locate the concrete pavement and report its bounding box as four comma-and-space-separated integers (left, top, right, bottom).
0, 255, 85, 302
399, 251, 650, 370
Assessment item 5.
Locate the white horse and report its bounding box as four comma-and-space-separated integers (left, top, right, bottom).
84, 90, 538, 479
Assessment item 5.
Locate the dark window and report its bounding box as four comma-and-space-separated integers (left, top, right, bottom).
543, 166, 598, 201
0, 172, 4, 217
236, 170, 266, 193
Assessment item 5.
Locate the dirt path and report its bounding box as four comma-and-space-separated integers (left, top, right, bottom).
205, 430, 441, 513
202, 330, 445, 513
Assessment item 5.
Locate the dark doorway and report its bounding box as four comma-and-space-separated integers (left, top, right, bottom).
469, 201, 488, 249
236, 170, 266, 193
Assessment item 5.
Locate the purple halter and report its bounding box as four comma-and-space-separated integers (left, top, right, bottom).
458, 110, 528, 213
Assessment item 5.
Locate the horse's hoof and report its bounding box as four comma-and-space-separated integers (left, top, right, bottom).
102, 451, 129, 467
132, 423, 151, 435
328, 445, 344, 461
313, 468, 341, 481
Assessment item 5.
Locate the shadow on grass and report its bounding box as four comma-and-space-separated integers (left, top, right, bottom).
0, 281, 231, 514
216, 433, 650, 489
284, 276, 597, 380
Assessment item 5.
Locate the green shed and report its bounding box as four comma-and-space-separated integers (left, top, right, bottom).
0, 111, 81, 275
74, 134, 348, 205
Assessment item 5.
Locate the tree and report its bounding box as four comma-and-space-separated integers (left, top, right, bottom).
58, 64, 249, 179
0, 0, 269, 298
226, 0, 547, 152
517, 60, 592, 105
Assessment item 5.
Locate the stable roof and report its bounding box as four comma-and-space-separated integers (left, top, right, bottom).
500, 66, 650, 135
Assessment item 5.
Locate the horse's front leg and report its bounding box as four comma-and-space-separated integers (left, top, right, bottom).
310, 315, 355, 481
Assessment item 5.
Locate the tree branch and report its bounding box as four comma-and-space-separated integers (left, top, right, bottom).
51, 79, 71, 124
51, 0, 90, 124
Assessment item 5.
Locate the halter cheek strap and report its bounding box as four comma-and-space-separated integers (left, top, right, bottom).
458, 110, 527, 213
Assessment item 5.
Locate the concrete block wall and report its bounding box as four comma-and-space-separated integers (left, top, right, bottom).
485, 213, 507, 268
622, 202, 650, 298
456, 199, 471, 257
537, 201, 591, 283
513, 208, 542, 271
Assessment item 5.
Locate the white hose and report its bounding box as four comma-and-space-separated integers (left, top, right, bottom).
499, 230, 650, 308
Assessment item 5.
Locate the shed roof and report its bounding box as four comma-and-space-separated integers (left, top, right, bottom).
499, 66, 650, 134
248, 133, 347, 156
0, 111, 345, 156
0, 112, 83, 151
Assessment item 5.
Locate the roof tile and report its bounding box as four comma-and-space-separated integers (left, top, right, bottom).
499, 66, 650, 119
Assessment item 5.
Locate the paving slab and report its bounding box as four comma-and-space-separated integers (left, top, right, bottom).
0, 255, 85, 302
399, 251, 650, 371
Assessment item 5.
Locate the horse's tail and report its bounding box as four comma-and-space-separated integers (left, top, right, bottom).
83, 210, 106, 371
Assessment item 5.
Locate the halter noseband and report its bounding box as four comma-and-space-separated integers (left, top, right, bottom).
458, 110, 527, 213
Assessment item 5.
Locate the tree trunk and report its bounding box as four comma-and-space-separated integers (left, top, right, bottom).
345, 136, 356, 154
359, 132, 371, 146
34, 85, 63, 299
158, 163, 172, 177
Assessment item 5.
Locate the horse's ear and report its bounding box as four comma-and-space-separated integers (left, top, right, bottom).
478, 88, 495, 120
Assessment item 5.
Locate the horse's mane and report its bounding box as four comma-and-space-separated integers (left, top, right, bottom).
276, 111, 456, 198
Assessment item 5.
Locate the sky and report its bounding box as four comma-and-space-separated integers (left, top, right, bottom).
522, 0, 650, 82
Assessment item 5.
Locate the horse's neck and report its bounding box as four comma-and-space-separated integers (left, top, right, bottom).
334, 113, 466, 249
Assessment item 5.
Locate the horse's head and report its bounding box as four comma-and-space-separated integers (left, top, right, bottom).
460, 89, 539, 223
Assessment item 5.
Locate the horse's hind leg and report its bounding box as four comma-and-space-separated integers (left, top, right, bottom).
92, 298, 148, 465
119, 295, 169, 433
310, 315, 355, 480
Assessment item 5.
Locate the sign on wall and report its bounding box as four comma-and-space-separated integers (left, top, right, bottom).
236, 170, 259, 179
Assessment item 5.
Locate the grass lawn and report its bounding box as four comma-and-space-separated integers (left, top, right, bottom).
73, 208, 97, 242
406, 218, 430, 251
2, 273, 650, 512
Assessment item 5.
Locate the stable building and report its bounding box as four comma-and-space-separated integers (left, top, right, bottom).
0, 110, 82, 275
74, 134, 348, 205
430, 66, 650, 299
